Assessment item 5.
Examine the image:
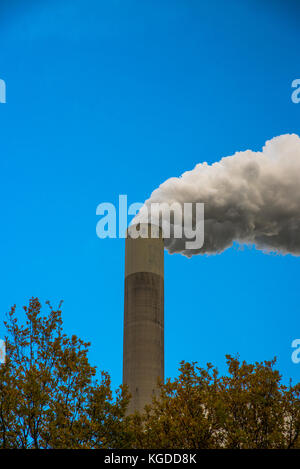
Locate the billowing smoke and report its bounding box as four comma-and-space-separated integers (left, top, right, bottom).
133, 134, 300, 257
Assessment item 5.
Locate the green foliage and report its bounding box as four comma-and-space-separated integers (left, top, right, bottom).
127, 358, 300, 449
1, 298, 299, 449
0, 298, 130, 448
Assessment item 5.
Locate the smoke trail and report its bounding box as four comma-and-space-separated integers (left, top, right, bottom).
134, 134, 300, 257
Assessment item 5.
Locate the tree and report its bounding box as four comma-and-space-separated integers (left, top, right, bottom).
1, 298, 299, 449
0, 298, 130, 449
127, 357, 300, 449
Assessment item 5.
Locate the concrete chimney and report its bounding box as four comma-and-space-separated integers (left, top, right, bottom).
123, 223, 164, 414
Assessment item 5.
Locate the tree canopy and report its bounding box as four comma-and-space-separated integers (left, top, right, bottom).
0, 298, 299, 449
0, 298, 129, 448
129, 358, 300, 449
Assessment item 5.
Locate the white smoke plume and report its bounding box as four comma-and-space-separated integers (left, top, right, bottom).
134, 134, 300, 257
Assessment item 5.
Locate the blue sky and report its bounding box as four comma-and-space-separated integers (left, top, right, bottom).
0, 0, 299, 389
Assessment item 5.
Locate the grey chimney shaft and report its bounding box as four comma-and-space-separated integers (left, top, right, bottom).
123, 224, 164, 414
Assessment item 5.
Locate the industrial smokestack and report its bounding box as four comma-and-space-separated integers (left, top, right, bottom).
123, 223, 164, 414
